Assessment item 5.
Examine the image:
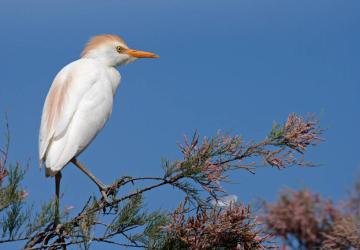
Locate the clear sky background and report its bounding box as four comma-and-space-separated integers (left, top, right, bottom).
0, 0, 359, 248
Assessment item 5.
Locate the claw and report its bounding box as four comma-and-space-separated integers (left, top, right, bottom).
100, 190, 110, 203
99, 185, 112, 204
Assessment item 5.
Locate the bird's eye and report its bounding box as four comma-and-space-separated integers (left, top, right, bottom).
116, 46, 125, 53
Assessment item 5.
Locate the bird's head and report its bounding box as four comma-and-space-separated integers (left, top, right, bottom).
81, 34, 159, 67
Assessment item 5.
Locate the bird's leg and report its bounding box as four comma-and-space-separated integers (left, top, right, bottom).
70, 158, 110, 202
55, 172, 62, 226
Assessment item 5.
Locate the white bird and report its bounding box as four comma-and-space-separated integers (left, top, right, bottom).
39, 34, 159, 205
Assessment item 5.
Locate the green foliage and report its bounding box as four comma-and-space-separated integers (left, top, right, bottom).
268, 122, 284, 141
0, 125, 54, 243
142, 211, 170, 249
109, 193, 144, 233
26, 200, 55, 237
0, 164, 28, 240
2, 200, 27, 239
106, 194, 170, 249
0, 164, 25, 211
68, 197, 99, 250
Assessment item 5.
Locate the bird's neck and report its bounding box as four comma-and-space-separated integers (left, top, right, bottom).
82, 51, 119, 67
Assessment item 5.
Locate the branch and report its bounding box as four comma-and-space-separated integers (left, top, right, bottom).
0, 113, 322, 249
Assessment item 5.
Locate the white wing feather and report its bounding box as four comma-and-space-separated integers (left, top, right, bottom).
40, 60, 94, 161
39, 59, 118, 176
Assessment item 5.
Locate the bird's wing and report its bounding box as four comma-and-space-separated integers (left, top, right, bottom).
39, 60, 97, 163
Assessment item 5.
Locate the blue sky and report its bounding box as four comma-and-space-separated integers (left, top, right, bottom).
0, 0, 359, 248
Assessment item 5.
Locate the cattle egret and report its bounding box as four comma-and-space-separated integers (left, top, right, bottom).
39, 34, 159, 206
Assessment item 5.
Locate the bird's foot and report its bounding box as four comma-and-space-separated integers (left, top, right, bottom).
99, 185, 114, 204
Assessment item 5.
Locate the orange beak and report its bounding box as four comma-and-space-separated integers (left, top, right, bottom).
124, 48, 160, 58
